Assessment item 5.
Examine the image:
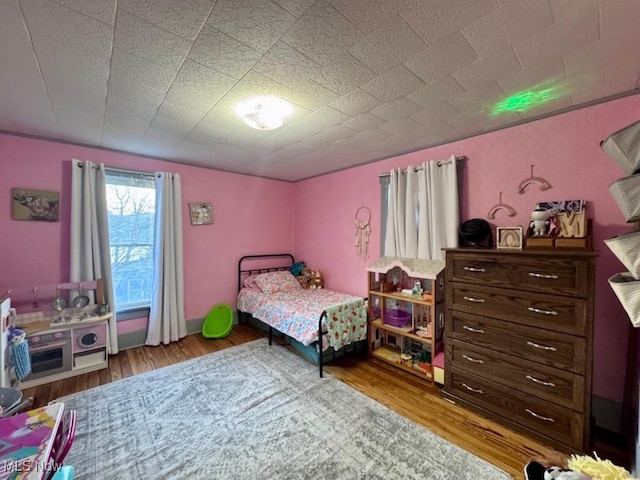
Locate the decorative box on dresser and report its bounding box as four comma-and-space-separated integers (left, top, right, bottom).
442, 248, 597, 453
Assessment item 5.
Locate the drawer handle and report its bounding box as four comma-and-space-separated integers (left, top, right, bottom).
464, 266, 486, 273
462, 354, 484, 364
463, 296, 485, 303
525, 408, 555, 423
526, 341, 557, 352
526, 375, 556, 388
527, 307, 558, 316
462, 383, 483, 394
528, 272, 559, 280
463, 325, 485, 334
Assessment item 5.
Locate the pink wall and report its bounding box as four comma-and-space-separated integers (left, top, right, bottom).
0, 133, 294, 322
293, 93, 640, 403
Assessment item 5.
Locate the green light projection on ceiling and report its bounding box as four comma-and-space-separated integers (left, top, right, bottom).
491, 80, 568, 117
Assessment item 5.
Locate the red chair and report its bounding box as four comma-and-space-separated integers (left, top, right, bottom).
46, 410, 77, 480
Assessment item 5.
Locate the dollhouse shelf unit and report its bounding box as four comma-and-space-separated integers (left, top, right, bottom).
366, 257, 446, 383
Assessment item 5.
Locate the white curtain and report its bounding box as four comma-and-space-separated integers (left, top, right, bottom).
384, 155, 459, 260
146, 172, 186, 346
70, 159, 118, 354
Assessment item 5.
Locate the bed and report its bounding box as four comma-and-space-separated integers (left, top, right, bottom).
237, 254, 367, 376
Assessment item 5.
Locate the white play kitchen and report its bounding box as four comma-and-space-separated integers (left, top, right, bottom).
1, 279, 111, 389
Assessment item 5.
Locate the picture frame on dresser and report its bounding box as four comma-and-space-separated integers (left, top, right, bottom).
497, 226, 523, 250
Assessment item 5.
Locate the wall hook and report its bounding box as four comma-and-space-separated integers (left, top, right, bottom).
487, 192, 517, 219
517, 164, 552, 194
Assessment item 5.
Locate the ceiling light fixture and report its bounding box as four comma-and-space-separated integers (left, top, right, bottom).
233, 96, 294, 130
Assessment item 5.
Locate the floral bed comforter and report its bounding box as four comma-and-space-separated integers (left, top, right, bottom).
237, 288, 367, 350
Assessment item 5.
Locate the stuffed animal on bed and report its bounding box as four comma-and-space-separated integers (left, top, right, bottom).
309, 271, 324, 289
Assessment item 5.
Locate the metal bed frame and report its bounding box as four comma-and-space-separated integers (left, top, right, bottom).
237, 253, 340, 378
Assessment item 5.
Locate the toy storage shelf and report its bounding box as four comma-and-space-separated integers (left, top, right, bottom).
366, 257, 446, 385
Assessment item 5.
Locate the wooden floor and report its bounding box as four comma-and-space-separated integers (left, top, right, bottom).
22, 324, 627, 480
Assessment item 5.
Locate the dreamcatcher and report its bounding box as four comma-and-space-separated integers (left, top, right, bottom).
355, 206, 371, 261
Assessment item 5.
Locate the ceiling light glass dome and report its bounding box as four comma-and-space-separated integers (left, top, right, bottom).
233, 96, 294, 130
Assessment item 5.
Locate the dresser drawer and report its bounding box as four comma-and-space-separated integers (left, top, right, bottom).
447, 253, 590, 297
448, 339, 584, 411
447, 311, 587, 374
447, 283, 587, 336
446, 368, 584, 450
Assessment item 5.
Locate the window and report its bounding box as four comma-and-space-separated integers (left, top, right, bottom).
105, 170, 155, 313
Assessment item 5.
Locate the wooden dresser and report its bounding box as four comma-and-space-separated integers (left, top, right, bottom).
442, 248, 597, 453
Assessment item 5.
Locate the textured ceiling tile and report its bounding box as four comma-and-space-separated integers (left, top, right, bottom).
405, 32, 478, 84
253, 41, 322, 85
114, 11, 192, 69
4, 111, 60, 138
410, 119, 455, 139
497, 57, 566, 96
230, 71, 338, 111
271, 0, 316, 18
401, 0, 499, 45
461, 0, 553, 58
57, 115, 104, 144
302, 125, 357, 147
600, 0, 640, 38
102, 122, 145, 148
163, 59, 236, 113
109, 48, 177, 92
207, 0, 296, 53
308, 53, 376, 96
548, 0, 599, 23
605, 59, 640, 85
361, 65, 424, 102
149, 115, 199, 135
350, 16, 429, 74
330, 89, 381, 116
371, 97, 420, 122
519, 97, 573, 119
327, 0, 403, 33
143, 126, 186, 144
118, 0, 214, 39
188, 25, 263, 79
448, 82, 504, 115
0, 0, 42, 71
107, 77, 167, 106
564, 36, 640, 78
513, 8, 599, 69
407, 76, 467, 108
379, 116, 423, 135
50, 0, 116, 25
342, 112, 386, 131
283, 0, 362, 64
156, 102, 208, 124
410, 102, 460, 125
106, 95, 160, 122
21, 0, 112, 72
452, 46, 523, 91
104, 108, 151, 131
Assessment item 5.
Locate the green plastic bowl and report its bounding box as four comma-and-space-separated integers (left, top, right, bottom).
202, 303, 234, 339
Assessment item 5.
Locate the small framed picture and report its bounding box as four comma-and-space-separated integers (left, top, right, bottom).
497, 226, 523, 250
189, 202, 214, 226
12, 188, 60, 222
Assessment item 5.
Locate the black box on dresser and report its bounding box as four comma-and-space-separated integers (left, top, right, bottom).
442, 247, 597, 453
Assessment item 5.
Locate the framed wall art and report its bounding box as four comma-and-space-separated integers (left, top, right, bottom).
497, 226, 523, 250
12, 188, 60, 222
189, 202, 214, 225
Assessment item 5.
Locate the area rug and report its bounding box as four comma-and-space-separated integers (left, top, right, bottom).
58, 338, 511, 479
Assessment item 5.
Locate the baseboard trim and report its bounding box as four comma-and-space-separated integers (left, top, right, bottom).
117, 316, 209, 350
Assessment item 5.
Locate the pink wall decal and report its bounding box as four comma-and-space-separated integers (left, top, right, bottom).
293, 93, 640, 403
0, 133, 294, 325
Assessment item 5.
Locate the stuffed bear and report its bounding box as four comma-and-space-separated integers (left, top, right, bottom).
309, 271, 324, 289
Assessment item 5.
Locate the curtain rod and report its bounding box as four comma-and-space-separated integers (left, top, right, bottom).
378, 156, 467, 178
76, 162, 154, 177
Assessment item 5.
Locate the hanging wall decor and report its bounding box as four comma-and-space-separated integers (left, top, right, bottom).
487, 192, 517, 219
189, 202, 214, 225
517, 164, 552, 194
355, 206, 371, 261
12, 188, 60, 222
